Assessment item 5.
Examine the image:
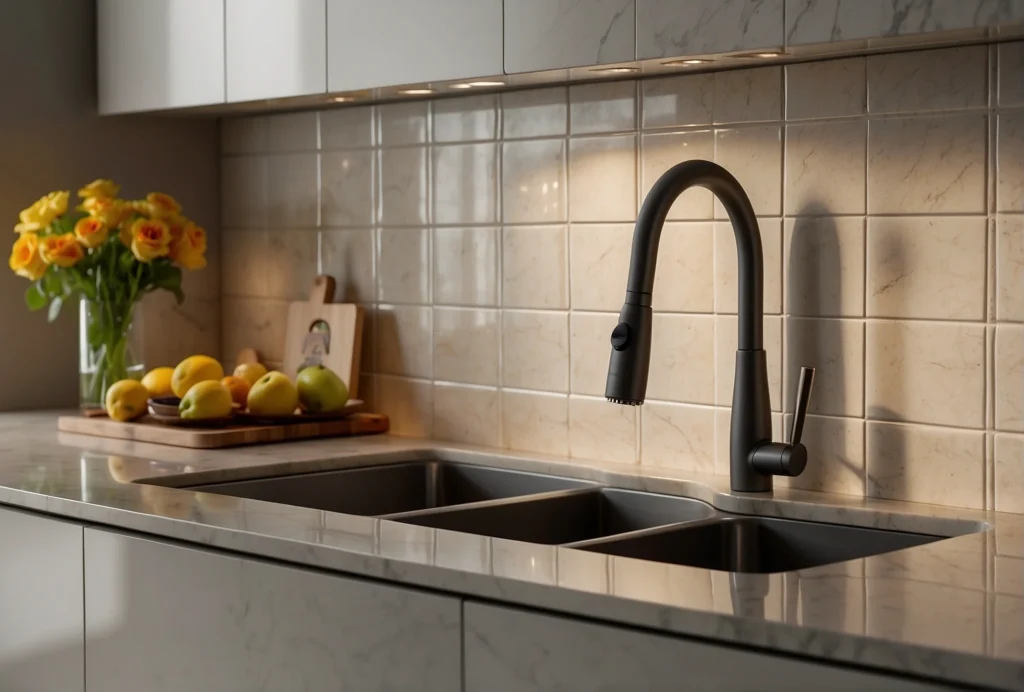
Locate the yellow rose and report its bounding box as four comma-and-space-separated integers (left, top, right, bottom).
78, 196, 125, 226
74, 217, 109, 249
40, 233, 84, 268
14, 192, 66, 234
118, 217, 134, 246
45, 191, 69, 217
8, 233, 46, 280
78, 179, 120, 199
169, 222, 207, 270
145, 192, 182, 219
130, 218, 171, 262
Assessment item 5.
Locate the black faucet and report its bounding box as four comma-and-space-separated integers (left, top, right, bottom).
605, 160, 815, 492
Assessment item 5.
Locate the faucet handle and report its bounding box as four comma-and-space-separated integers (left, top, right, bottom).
788, 367, 815, 445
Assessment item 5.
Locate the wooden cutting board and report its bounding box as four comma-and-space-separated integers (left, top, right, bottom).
283, 275, 363, 398
57, 413, 389, 449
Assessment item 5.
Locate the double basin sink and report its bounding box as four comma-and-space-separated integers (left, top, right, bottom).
176, 461, 951, 574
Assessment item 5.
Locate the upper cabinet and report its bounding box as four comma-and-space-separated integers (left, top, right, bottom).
225, 0, 327, 103
97, 0, 225, 114
635, 0, 784, 60
504, 0, 636, 73
327, 0, 503, 91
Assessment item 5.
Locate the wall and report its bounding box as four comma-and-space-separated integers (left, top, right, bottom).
220, 42, 1024, 513
0, 0, 220, 411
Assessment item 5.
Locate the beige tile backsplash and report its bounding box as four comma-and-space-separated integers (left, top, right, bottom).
220, 44, 1024, 512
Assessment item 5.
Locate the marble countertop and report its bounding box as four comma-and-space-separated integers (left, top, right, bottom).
0, 412, 1021, 690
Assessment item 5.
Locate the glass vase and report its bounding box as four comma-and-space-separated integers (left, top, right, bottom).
79, 297, 144, 408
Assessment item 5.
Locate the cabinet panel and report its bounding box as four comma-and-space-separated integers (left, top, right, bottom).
0, 507, 84, 692
504, 0, 635, 73
226, 0, 327, 102
636, 0, 784, 60
85, 528, 461, 692
328, 0, 503, 92
98, 0, 225, 114
465, 602, 959, 692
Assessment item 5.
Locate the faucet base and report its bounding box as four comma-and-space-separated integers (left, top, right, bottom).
730, 349, 774, 492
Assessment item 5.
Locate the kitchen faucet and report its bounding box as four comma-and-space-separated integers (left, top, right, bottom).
604, 160, 815, 492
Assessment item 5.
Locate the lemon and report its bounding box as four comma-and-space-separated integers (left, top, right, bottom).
233, 362, 268, 386
171, 355, 224, 398
179, 380, 233, 420
247, 371, 299, 416
105, 380, 150, 422
141, 366, 175, 398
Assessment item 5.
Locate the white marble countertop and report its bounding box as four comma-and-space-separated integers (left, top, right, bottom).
0, 412, 1021, 690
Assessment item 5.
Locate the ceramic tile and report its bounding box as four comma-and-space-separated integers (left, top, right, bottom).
866, 216, 987, 320
785, 318, 865, 418
779, 415, 865, 497
220, 116, 265, 155
785, 120, 866, 215
501, 140, 567, 224
432, 308, 499, 386
784, 217, 865, 317
568, 396, 638, 464
715, 315, 783, 411
641, 402, 716, 474
222, 229, 319, 301
714, 125, 782, 218
569, 224, 632, 311
650, 222, 715, 313
995, 433, 1024, 514
640, 73, 714, 129
378, 146, 428, 226
997, 216, 1024, 321
266, 153, 319, 229
320, 229, 376, 304
999, 41, 1024, 106
141, 294, 220, 371
502, 311, 570, 392
433, 94, 497, 142
866, 421, 985, 509
640, 131, 715, 220
996, 325, 1024, 432
375, 375, 433, 437
501, 87, 567, 139
376, 305, 432, 378
715, 218, 782, 314
378, 101, 429, 145
785, 57, 866, 120
320, 106, 376, 149
221, 297, 289, 364
868, 113, 987, 214
358, 304, 376, 373
221, 157, 268, 229
867, 46, 988, 114
998, 112, 1024, 212
433, 383, 500, 447
501, 390, 570, 456
865, 321, 986, 428
432, 143, 498, 225
221, 112, 316, 155
432, 227, 499, 307
321, 150, 375, 227
713, 66, 782, 124
502, 226, 568, 310
646, 314, 715, 405
569, 81, 637, 134
568, 135, 637, 222
570, 312, 618, 397
377, 228, 430, 304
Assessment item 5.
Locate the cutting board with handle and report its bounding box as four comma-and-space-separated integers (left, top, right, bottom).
283, 275, 363, 398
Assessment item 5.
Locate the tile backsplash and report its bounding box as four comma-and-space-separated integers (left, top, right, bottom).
221, 42, 1024, 512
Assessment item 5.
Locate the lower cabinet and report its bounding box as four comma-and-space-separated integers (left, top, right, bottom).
463, 602, 961, 692
84, 528, 462, 692
0, 506, 84, 692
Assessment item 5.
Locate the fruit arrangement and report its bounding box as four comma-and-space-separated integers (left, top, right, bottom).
104, 354, 351, 424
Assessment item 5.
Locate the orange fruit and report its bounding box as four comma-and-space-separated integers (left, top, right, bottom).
221, 376, 251, 407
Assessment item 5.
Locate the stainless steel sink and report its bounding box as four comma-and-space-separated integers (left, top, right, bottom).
573, 515, 943, 573
188, 461, 595, 516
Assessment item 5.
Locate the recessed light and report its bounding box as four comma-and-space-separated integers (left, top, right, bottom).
398, 88, 434, 95
590, 66, 639, 74
733, 51, 785, 59
331, 96, 356, 103
662, 58, 713, 66
467, 80, 505, 87
451, 83, 473, 89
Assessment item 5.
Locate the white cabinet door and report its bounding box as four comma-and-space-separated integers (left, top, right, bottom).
636, 0, 784, 59
504, 0, 636, 73
98, 0, 226, 114
225, 0, 327, 102
464, 602, 959, 692
0, 507, 84, 692
85, 528, 462, 692
327, 0, 503, 91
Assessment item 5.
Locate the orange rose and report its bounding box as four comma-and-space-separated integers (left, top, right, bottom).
74, 217, 109, 249
40, 233, 84, 268
169, 222, 207, 270
9, 233, 46, 280
78, 196, 126, 226
129, 218, 171, 262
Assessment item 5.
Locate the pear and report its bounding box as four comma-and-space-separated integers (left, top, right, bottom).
296, 365, 349, 413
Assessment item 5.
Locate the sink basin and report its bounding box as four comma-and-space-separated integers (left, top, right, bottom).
187, 461, 595, 516
575, 515, 942, 573
388, 488, 716, 545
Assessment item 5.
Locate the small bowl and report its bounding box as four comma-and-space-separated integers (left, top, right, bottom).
148, 397, 182, 417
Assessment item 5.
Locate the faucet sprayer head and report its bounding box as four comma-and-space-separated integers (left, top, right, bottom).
604, 293, 652, 406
